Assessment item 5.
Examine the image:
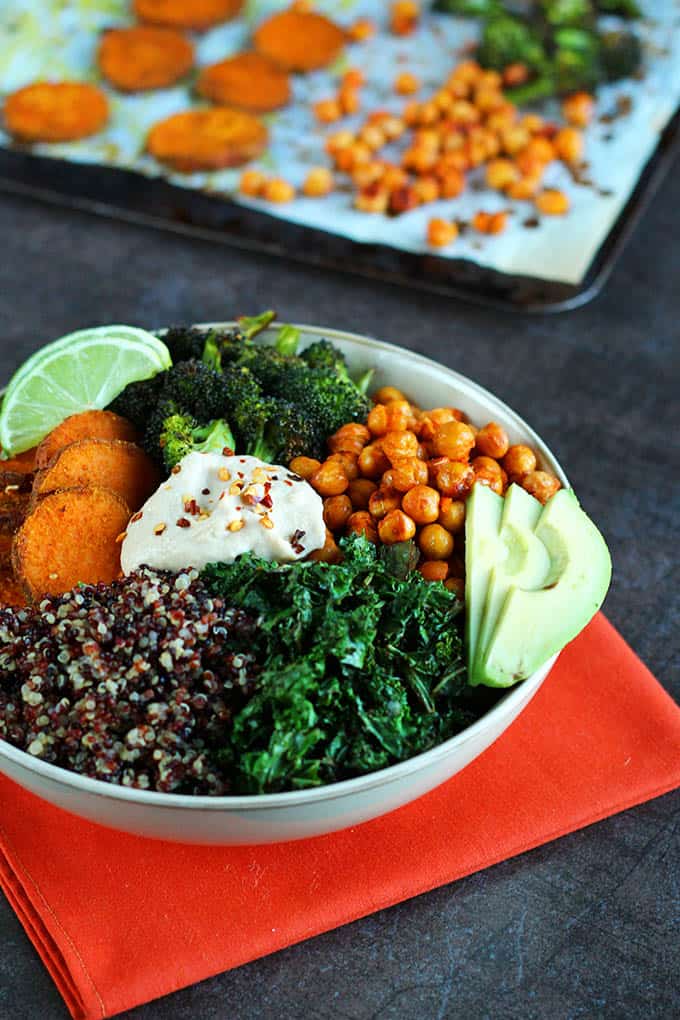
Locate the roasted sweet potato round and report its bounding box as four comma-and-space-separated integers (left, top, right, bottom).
133, 0, 244, 31
3, 83, 109, 143
197, 52, 291, 113
98, 26, 195, 92
33, 439, 160, 512
253, 11, 345, 72
13, 486, 130, 601
147, 107, 268, 172
35, 411, 138, 470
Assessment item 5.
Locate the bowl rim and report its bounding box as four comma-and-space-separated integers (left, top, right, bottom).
0, 322, 568, 811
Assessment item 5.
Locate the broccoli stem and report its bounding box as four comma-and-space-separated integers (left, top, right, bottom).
237, 310, 277, 341
275, 325, 301, 356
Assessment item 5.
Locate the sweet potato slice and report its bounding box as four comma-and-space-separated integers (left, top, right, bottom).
3, 83, 109, 143
147, 107, 268, 172
133, 0, 244, 31
0, 571, 26, 609
35, 410, 138, 470
0, 448, 37, 473
197, 53, 291, 113
13, 487, 130, 601
33, 439, 160, 512
98, 26, 194, 92
0, 492, 30, 535
253, 11, 345, 72
0, 535, 13, 570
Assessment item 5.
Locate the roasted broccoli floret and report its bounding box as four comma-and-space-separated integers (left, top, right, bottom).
203, 311, 277, 370
217, 364, 274, 454
108, 374, 165, 431
539, 0, 595, 30
433, 0, 500, 14
161, 327, 210, 365
159, 360, 233, 421
552, 27, 603, 92
159, 414, 236, 472
477, 13, 549, 76
594, 0, 640, 17
600, 29, 642, 81
249, 400, 322, 464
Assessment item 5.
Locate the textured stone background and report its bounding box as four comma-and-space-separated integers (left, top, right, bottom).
0, 165, 678, 1019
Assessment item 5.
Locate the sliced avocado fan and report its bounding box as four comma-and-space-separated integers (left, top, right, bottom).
466, 483, 612, 688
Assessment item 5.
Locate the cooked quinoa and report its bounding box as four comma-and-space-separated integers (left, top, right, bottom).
0, 568, 259, 794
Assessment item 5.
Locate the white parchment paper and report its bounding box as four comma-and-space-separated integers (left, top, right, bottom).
1, 0, 678, 284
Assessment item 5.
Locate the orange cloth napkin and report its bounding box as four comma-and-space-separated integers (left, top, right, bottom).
1, 613, 679, 1020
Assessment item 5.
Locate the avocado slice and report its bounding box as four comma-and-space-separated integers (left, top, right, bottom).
464, 483, 503, 679
471, 485, 551, 685
478, 488, 611, 687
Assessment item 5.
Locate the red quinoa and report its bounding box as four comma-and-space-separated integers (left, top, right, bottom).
0, 568, 259, 794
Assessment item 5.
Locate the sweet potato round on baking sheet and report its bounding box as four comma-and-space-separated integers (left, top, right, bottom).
253, 10, 345, 72
134, 0, 244, 31
12, 486, 130, 601
98, 26, 195, 92
197, 53, 291, 113
3, 83, 109, 143
147, 107, 268, 172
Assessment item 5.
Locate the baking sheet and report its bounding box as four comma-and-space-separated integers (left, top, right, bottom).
1, 1, 679, 286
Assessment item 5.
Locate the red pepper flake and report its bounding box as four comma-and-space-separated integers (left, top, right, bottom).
171, 464, 182, 475
237, 471, 244, 479
202, 488, 210, 495
176, 518, 191, 528
184, 498, 200, 516
222, 446, 234, 456
131, 511, 143, 523
261, 493, 273, 509
290, 529, 306, 554
239, 458, 246, 463
219, 492, 225, 501
284, 479, 294, 487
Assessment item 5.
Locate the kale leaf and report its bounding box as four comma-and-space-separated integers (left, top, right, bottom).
203, 536, 497, 793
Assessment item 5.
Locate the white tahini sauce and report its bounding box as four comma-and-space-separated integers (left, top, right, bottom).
121, 452, 325, 574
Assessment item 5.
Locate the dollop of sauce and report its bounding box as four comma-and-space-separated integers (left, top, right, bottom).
121, 452, 325, 574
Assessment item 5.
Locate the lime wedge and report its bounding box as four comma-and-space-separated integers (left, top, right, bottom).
0, 326, 171, 455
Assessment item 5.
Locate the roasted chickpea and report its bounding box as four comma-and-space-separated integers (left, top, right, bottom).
310, 461, 349, 496
438, 497, 465, 533
367, 403, 389, 436
346, 510, 378, 543
381, 468, 396, 489
562, 91, 594, 128
419, 408, 461, 442
391, 457, 429, 492
475, 421, 509, 459
378, 508, 416, 544
521, 470, 561, 504
429, 459, 475, 499
263, 178, 296, 203
554, 126, 583, 165
502, 444, 537, 478
473, 467, 503, 495
427, 217, 458, 248
239, 169, 266, 197
289, 455, 321, 480
485, 158, 519, 191
347, 477, 377, 509
373, 385, 406, 404
358, 443, 391, 479
401, 484, 440, 524
471, 455, 503, 478
418, 523, 454, 560
323, 494, 353, 532
431, 420, 476, 461
308, 529, 341, 563
445, 576, 465, 600
419, 560, 449, 583
382, 430, 419, 464
328, 422, 371, 455
327, 452, 359, 481
303, 166, 335, 197
385, 400, 416, 432
368, 487, 401, 520
535, 189, 570, 216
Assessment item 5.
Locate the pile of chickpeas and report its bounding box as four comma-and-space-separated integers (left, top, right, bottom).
290, 386, 561, 595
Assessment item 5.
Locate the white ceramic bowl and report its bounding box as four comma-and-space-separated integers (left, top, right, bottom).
0, 324, 567, 845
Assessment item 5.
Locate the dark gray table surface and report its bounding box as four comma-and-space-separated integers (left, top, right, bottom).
0, 165, 678, 1020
